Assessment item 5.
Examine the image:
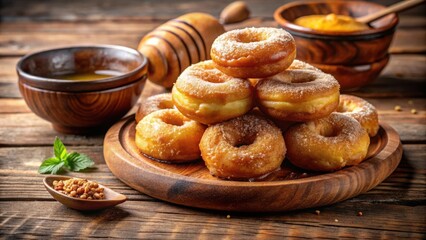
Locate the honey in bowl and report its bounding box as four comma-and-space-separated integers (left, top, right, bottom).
48, 70, 123, 81
294, 13, 370, 32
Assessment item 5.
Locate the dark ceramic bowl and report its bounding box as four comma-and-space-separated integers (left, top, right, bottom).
274, 0, 398, 90
17, 45, 148, 134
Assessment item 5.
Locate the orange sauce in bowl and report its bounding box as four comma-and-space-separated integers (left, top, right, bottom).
294, 14, 370, 32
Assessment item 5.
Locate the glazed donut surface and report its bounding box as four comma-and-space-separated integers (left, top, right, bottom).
135, 109, 206, 162
172, 60, 253, 125
135, 93, 174, 123
284, 113, 370, 172
255, 60, 340, 122
337, 94, 379, 137
211, 27, 296, 78
199, 114, 286, 180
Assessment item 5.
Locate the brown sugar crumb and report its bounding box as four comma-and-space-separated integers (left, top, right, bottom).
394, 105, 402, 111
357, 211, 363, 216
53, 178, 105, 200
315, 210, 321, 215
411, 109, 417, 114
334, 219, 339, 222
226, 214, 231, 219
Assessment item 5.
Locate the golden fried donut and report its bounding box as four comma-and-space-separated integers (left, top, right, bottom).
135, 109, 206, 162
172, 60, 253, 125
211, 27, 296, 78
255, 60, 340, 122
337, 94, 379, 137
199, 114, 286, 180
284, 113, 370, 172
135, 93, 174, 123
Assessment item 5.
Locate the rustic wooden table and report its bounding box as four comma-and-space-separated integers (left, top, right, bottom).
1, 0, 425, 238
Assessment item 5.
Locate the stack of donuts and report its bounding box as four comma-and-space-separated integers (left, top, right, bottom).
135, 27, 380, 180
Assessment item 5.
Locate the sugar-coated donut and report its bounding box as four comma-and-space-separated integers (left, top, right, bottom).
135, 93, 174, 123
255, 60, 340, 122
211, 27, 296, 78
135, 109, 206, 162
337, 94, 379, 137
199, 114, 286, 180
172, 60, 253, 125
284, 113, 370, 172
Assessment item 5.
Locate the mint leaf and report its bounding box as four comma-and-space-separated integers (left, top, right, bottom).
53, 137, 67, 160
39, 157, 65, 174
66, 152, 95, 172
39, 137, 95, 174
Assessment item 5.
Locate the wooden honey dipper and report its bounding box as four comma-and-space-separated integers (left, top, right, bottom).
138, 13, 225, 88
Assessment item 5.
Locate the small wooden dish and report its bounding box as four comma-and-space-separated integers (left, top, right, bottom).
17, 45, 148, 134
103, 115, 402, 212
43, 175, 127, 211
311, 54, 389, 91
274, 1, 398, 90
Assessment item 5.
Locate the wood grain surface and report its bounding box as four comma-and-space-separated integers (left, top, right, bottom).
104, 116, 402, 212
0, 0, 425, 238
18, 79, 146, 134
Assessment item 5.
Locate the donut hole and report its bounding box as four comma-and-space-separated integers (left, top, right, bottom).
224, 128, 257, 148
160, 114, 185, 126
193, 68, 228, 84
311, 123, 340, 138
158, 101, 174, 110
236, 32, 266, 43
319, 127, 339, 138
193, 62, 228, 84
203, 74, 227, 84
234, 134, 257, 148
337, 102, 356, 113
274, 70, 317, 84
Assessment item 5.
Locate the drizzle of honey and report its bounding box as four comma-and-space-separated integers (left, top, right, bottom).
50, 70, 123, 81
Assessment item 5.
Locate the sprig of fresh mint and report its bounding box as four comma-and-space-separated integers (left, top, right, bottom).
39, 137, 95, 174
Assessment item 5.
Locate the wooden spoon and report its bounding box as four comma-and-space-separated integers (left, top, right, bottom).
357, 0, 425, 24
43, 175, 127, 211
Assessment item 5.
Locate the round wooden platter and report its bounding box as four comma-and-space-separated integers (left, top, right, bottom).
104, 115, 402, 212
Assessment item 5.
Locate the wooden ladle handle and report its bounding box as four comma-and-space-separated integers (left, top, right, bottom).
356, 0, 425, 24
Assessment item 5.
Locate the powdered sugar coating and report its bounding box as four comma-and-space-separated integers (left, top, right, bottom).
135, 109, 206, 162
174, 60, 252, 102
256, 60, 340, 101
284, 113, 370, 172
200, 113, 286, 180
135, 93, 174, 123
287, 59, 321, 72
211, 27, 295, 66
337, 94, 379, 137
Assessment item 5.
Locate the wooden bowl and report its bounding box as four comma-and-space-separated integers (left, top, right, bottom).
312, 54, 390, 92
17, 45, 148, 134
44, 175, 127, 211
274, 0, 398, 90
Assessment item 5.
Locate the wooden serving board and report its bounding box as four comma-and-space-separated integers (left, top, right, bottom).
104, 115, 402, 212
